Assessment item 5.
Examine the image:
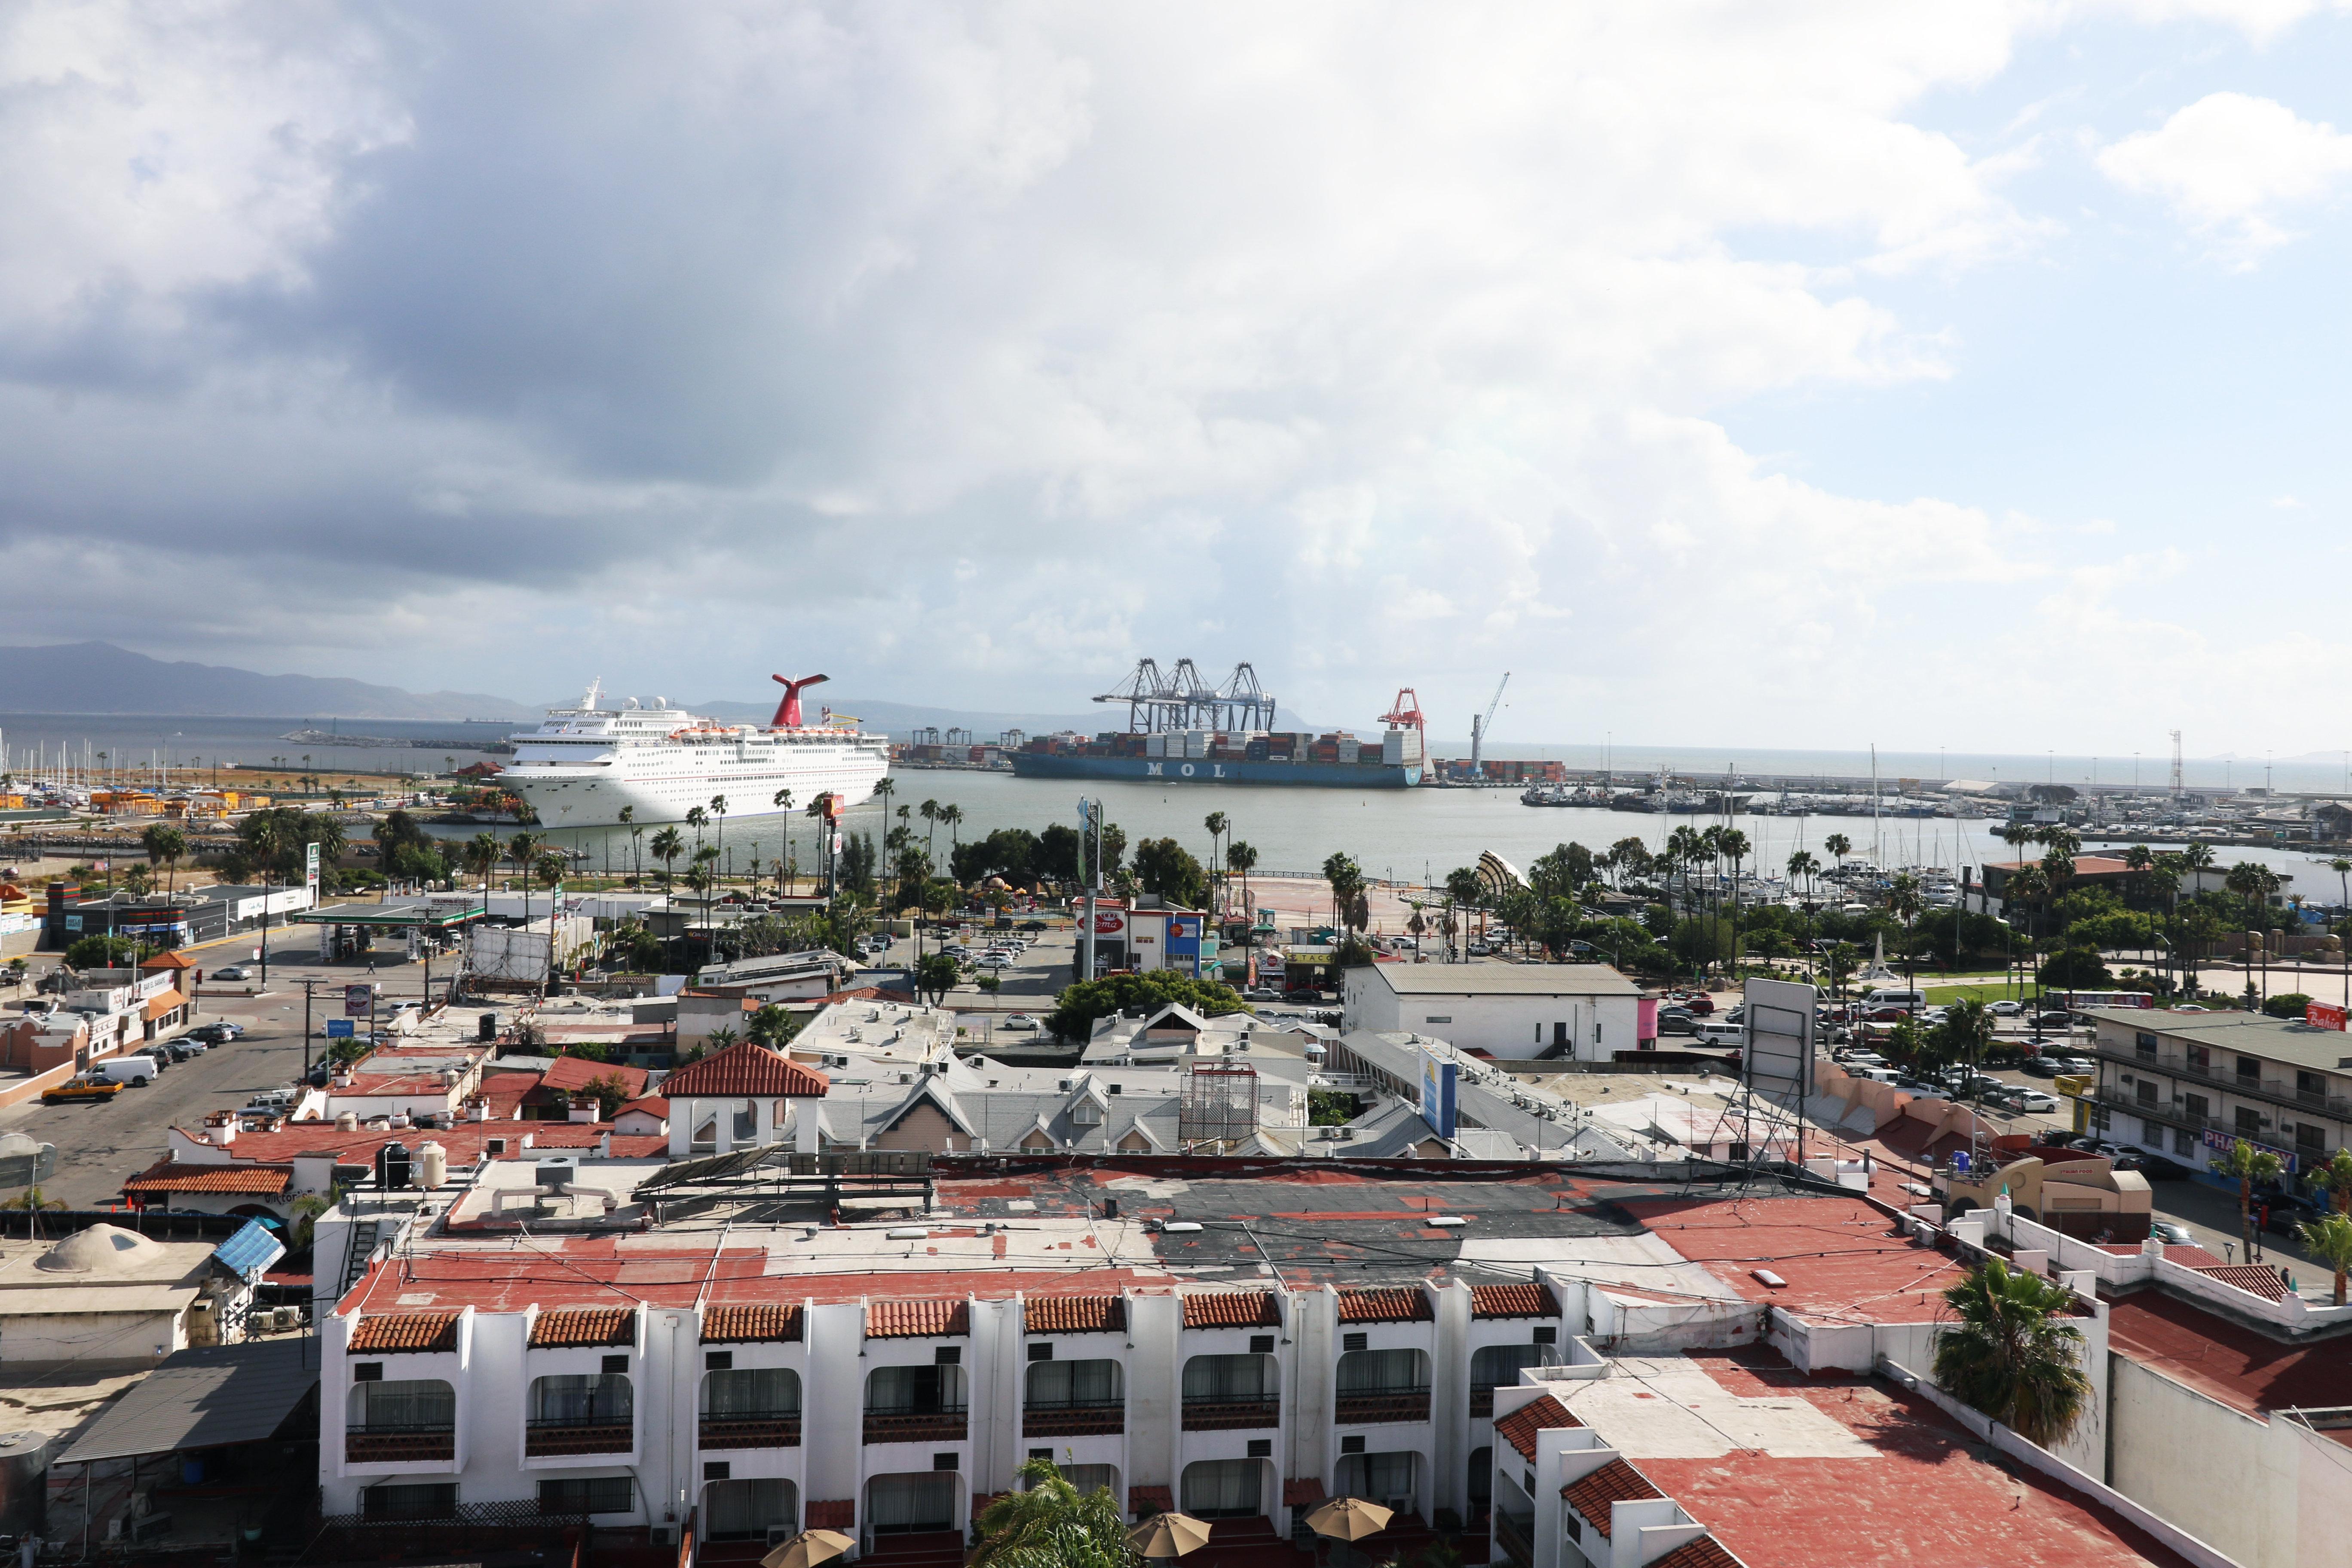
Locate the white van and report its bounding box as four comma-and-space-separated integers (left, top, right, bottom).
1691, 1021, 1745, 1047
96, 1055, 157, 1086
1849, 1065, 1900, 1084
1863, 989, 1926, 1014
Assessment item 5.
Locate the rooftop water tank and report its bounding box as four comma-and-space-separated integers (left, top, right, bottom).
375, 1141, 411, 1190
415, 1141, 448, 1189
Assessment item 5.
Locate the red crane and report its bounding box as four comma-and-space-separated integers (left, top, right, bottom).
1380, 688, 1426, 733
769, 673, 830, 728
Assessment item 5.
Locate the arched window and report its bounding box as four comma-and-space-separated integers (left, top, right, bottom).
1335, 1348, 1429, 1395
530, 1372, 633, 1427
1180, 1459, 1263, 1519
705, 1478, 797, 1542
1182, 1353, 1275, 1403
348, 1378, 454, 1433
1026, 1357, 1121, 1410
867, 1362, 967, 1415
703, 1366, 800, 1418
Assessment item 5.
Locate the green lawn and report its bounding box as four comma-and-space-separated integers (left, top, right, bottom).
1921, 981, 2031, 1004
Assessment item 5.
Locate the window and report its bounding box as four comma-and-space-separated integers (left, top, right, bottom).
704, 1479, 796, 1542
1426, 1016, 1452, 1025
2297, 1124, 2325, 1153
1467, 1448, 1491, 1513
1471, 1343, 1543, 1395
2174, 1128, 2195, 1157
867, 1473, 958, 1534
363, 1483, 457, 1520
1335, 1452, 1416, 1510
2144, 1119, 2166, 1145
1183, 1354, 1274, 1403
1053, 1465, 1117, 1497
1335, 1348, 1430, 1395
349, 1378, 455, 1432
1028, 1342, 1054, 1363
1182, 1459, 1262, 1518
530, 1373, 633, 1427
2135, 1080, 2157, 1106
2298, 1071, 2327, 1099
2185, 1093, 2210, 1122
538, 1477, 633, 1516
2134, 1032, 2157, 1057
867, 1363, 968, 1415
2187, 1046, 2210, 1074
2237, 1056, 2261, 1083
2236, 1107, 2262, 1138
1342, 1332, 1369, 1354
703, 1367, 801, 1418
1026, 1358, 1121, 1410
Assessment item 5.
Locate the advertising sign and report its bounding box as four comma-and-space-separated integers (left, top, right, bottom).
1166, 915, 1201, 975
2309, 1001, 2347, 1032
1743, 977, 1817, 1104
305, 842, 321, 901
1418, 1046, 1458, 1139
1092, 908, 1126, 936
325, 1018, 355, 1039
2201, 1126, 2300, 1174
344, 983, 374, 1017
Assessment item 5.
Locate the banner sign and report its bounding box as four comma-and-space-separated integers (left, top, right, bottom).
2201, 1126, 2299, 1174
305, 842, 321, 900
344, 983, 374, 1017
2308, 1001, 2346, 1031
1419, 1046, 1458, 1139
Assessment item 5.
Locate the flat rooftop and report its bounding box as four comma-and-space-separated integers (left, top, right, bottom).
1623, 1194, 1967, 1323
2082, 1007, 2352, 1073
1564, 1351, 2199, 1568
1363, 963, 1638, 997
2103, 1288, 2352, 1418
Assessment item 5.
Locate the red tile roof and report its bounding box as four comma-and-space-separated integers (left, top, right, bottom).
1470, 1282, 1558, 1319
1493, 1393, 1580, 1458
141, 950, 197, 971
530, 1306, 636, 1348
1024, 1294, 1126, 1334
123, 1159, 290, 1195
867, 1298, 969, 1338
349, 1311, 462, 1353
1562, 1458, 1662, 1535
661, 1041, 830, 1098
1336, 1286, 1432, 1323
805, 1501, 854, 1530
703, 1304, 804, 1343
1283, 1478, 1325, 1508
1182, 1290, 1280, 1329
618, 1095, 669, 1120
1648, 1538, 1744, 1568
1128, 1486, 1173, 1517
2193, 1264, 2290, 1301
539, 1056, 650, 1096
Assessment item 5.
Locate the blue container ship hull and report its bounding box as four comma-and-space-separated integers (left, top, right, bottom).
1010, 753, 1419, 788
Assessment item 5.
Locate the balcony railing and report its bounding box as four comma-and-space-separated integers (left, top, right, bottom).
524, 1421, 632, 1457
1023, 1401, 1124, 1438
346, 1427, 455, 1464
2091, 1044, 2352, 1120
700, 1414, 802, 1449
1469, 1387, 1496, 1419
1335, 1389, 1431, 1425
1492, 1512, 1534, 1568
863, 1408, 968, 1444
1180, 1396, 1281, 1432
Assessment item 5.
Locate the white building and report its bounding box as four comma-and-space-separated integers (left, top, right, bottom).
1344, 965, 1641, 1062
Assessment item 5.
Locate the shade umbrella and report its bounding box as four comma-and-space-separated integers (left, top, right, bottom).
762, 1529, 856, 1568
1125, 1512, 1214, 1559
1305, 1497, 1393, 1543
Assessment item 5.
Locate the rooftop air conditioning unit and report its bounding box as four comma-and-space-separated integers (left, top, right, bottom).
535, 1158, 577, 1195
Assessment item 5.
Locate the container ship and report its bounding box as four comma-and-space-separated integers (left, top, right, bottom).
499, 675, 889, 827
1007, 661, 1424, 788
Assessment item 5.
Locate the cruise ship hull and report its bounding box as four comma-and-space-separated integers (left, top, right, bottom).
1010, 754, 1418, 788
506, 760, 886, 829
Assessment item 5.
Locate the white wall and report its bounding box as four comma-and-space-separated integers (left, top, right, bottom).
1344, 973, 1638, 1062
0, 1306, 187, 1368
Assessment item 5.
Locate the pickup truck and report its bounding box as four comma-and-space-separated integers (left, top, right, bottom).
43, 1075, 123, 1106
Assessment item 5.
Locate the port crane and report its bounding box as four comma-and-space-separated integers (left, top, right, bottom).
1470, 673, 1509, 772
1094, 658, 1278, 732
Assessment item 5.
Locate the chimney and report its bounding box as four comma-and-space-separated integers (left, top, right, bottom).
597, 1131, 612, 1158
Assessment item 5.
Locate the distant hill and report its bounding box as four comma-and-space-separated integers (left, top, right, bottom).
0, 643, 538, 721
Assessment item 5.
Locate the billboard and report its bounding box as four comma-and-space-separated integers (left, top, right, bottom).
305, 842, 321, 900
344, 983, 375, 1017
1742, 977, 1816, 1104
1418, 1045, 1458, 1139
2309, 1001, 2346, 1032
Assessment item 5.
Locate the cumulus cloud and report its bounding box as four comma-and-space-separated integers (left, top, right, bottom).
0, 0, 2328, 747
2098, 91, 2352, 259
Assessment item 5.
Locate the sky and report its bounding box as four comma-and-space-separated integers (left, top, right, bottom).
3, 1, 2349, 753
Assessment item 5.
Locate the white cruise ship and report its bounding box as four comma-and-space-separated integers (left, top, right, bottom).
497, 676, 889, 828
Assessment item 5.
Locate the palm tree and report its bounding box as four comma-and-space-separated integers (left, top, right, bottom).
619, 805, 642, 887
2301, 1212, 2352, 1306
1931, 1258, 2093, 1448
805, 793, 838, 895
939, 803, 964, 860
649, 827, 685, 891
772, 788, 794, 891
710, 794, 729, 892
508, 831, 541, 931
2318, 1148, 2352, 1216
2217, 1138, 2285, 1259
245, 809, 295, 985
463, 832, 501, 912
1786, 848, 1819, 899
534, 850, 569, 991
1720, 827, 1750, 973
1227, 841, 1259, 927
921, 798, 940, 861
685, 805, 708, 858
1204, 810, 1229, 913
972, 1458, 1125, 1568
1824, 832, 1852, 878
141, 823, 187, 894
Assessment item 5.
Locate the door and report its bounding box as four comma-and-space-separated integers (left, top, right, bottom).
1181, 1459, 1262, 1519
867, 1473, 959, 1534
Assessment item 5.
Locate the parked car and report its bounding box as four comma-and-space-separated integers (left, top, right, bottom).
1656, 1008, 1699, 1036
2009, 1088, 2060, 1113
1894, 1075, 1950, 1099
1001, 1014, 1039, 1031
1838, 1050, 1888, 1068
2149, 1219, 2197, 1244
2113, 1153, 2193, 1181
186, 1022, 235, 1044
2031, 1010, 2076, 1028
1018, 920, 1049, 932
1988, 999, 2024, 1017
95, 1056, 157, 1086
43, 1075, 123, 1105
1863, 1006, 1911, 1023
213, 965, 250, 981
1244, 986, 1279, 1001
2018, 1057, 2058, 1078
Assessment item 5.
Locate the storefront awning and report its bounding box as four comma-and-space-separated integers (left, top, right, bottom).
144, 988, 187, 1021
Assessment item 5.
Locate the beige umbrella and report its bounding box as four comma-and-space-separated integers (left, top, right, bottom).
762, 1529, 856, 1568
1304, 1497, 1393, 1543
1125, 1512, 1214, 1559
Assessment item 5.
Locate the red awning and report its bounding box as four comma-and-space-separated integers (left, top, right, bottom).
144, 989, 187, 1021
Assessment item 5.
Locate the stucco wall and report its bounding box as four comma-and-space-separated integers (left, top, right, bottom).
2108, 1352, 2283, 1568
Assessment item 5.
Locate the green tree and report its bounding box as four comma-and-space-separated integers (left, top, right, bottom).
463, 831, 502, 911
2316, 1148, 2352, 1216
1443, 865, 1483, 963
1133, 837, 1209, 909
1823, 833, 1852, 875
579, 1072, 635, 1119
1203, 810, 1229, 911
2261, 991, 2314, 1020
64, 934, 138, 969
1038, 823, 1083, 885
746, 1003, 799, 1049
1045, 970, 1250, 1041
971, 1458, 1128, 1568
2217, 1138, 2284, 1258
2298, 1212, 2352, 1307
1931, 1257, 2094, 1448
1927, 998, 1994, 1085
141, 823, 188, 894
916, 951, 963, 1006
649, 827, 685, 891
1225, 840, 1259, 921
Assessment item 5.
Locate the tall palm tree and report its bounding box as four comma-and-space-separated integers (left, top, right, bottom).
245, 809, 295, 984
2006, 863, 2049, 1004
772, 788, 794, 891
2217, 1138, 2284, 1259
508, 831, 541, 931
2316, 1148, 2352, 1217
1227, 841, 1259, 928
141, 823, 187, 894
1785, 848, 1819, 898
649, 827, 684, 891
1931, 1258, 2093, 1448
920, 798, 940, 861
805, 793, 838, 895
1824, 832, 1852, 878
1720, 827, 1750, 973
1204, 810, 1229, 913
940, 803, 964, 860
710, 794, 728, 892
534, 849, 569, 992
463, 832, 502, 913
685, 805, 708, 857
2299, 1213, 2352, 1306
619, 805, 642, 887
